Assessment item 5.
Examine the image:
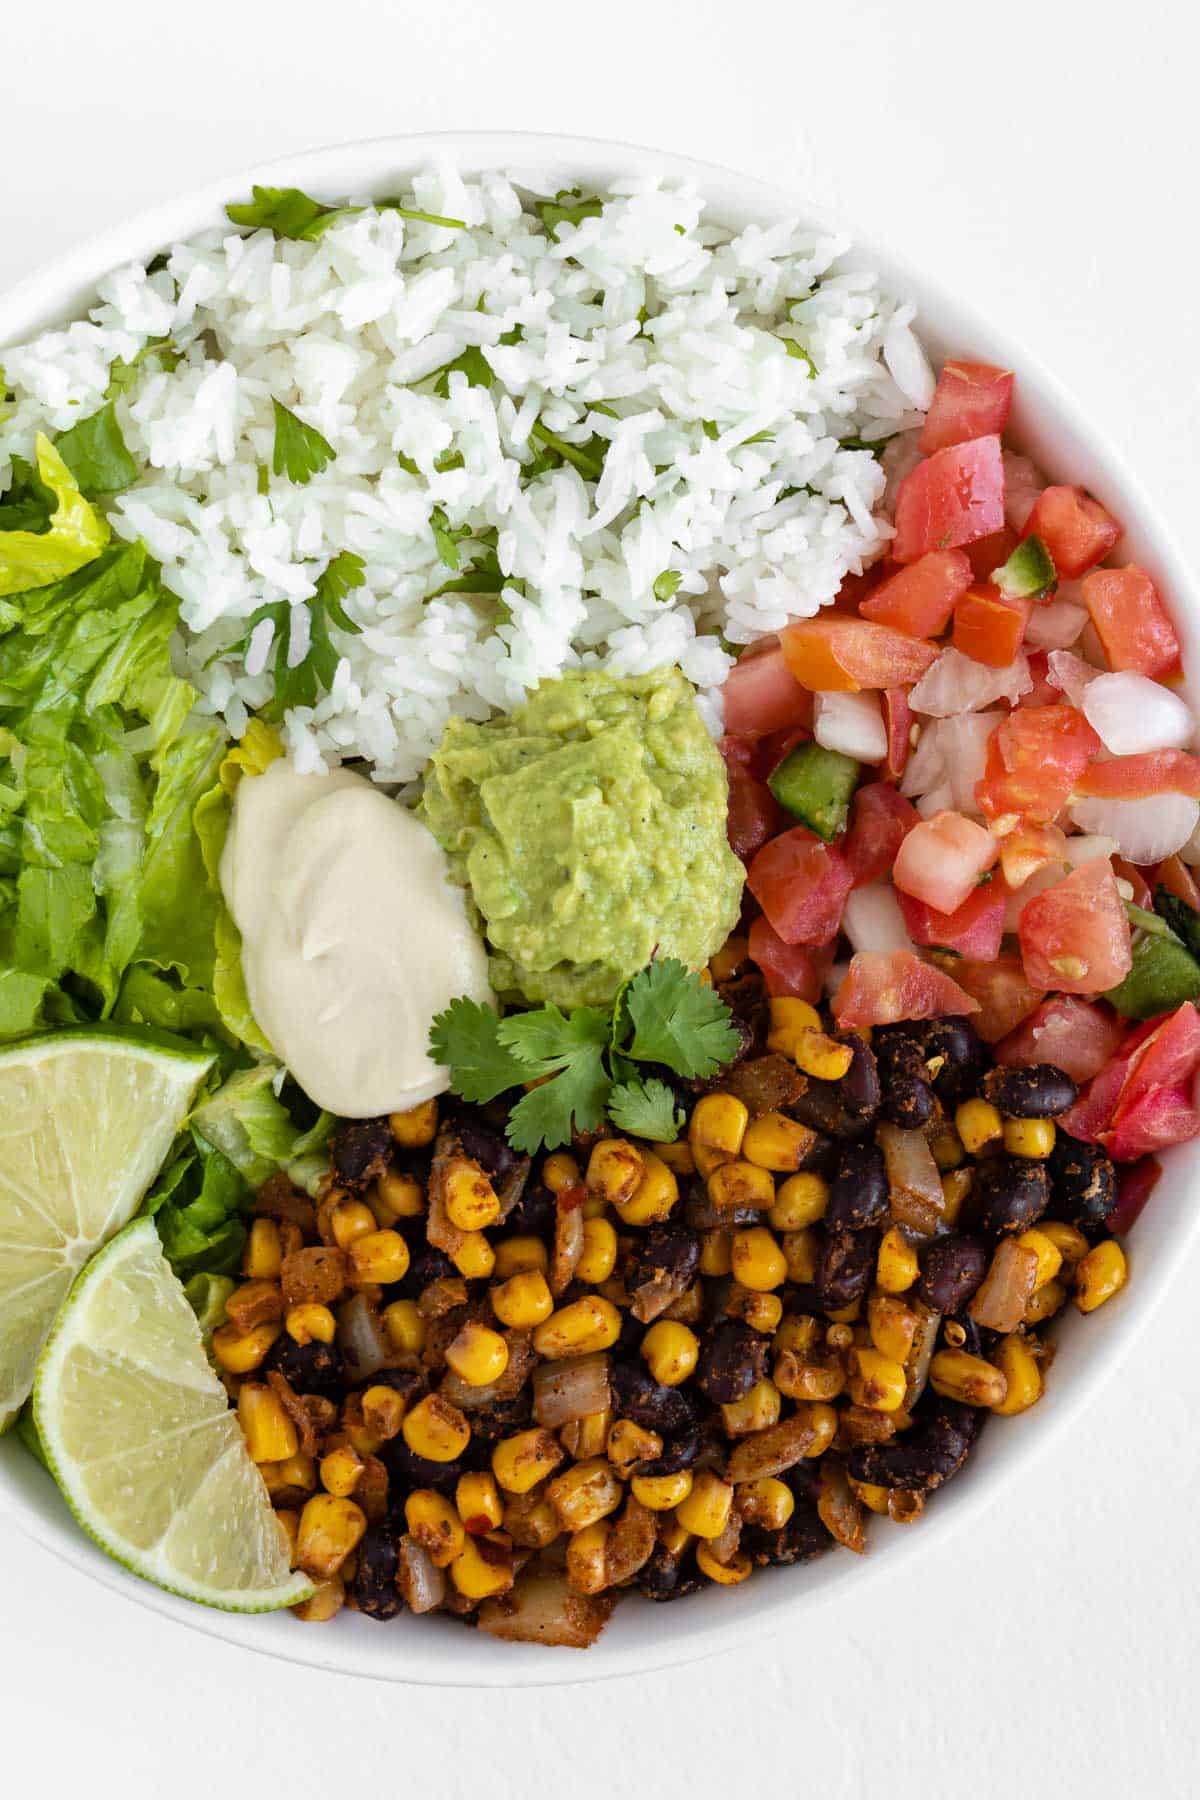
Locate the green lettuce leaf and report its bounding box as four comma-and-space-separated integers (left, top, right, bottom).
193, 720, 281, 1053
0, 435, 109, 596
55, 400, 139, 496
192, 1060, 333, 1188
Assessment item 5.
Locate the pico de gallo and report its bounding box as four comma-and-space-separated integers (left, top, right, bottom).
722, 354, 1200, 1193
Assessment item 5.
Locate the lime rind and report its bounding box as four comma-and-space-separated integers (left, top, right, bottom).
34, 1218, 312, 1614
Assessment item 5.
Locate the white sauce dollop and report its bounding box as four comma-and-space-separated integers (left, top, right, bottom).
220, 760, 493, 1117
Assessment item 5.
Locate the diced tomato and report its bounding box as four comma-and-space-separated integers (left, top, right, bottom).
882, 688, 913, 782
1017, 859, 1132, 994
1151, 854, 1200, 909
952, 586, 1030, 668
1115, 1002, 1200, 1116
891, 436, 1006, 565
893, 810, 999, 914
747, 915, 833, 1001
976, 705, 1102, 824
1112, 856, 1152, 910
994, 995, 1127, 1085
1082, 566, 1181, 678
897, 881, 1006, 960
1107, 1085, 1200, 1161
843, 781, 920, 888
1022, 485, 1121, 579
831, 950, 980, 1029
1022, 649, 1059, 706
746, 828, 854, 946
1109, 1156, 1162, 1234
919, 361, 1014, 456
1074, 751, 1200, 800
998, 820, 1068, 890
725, 764, 787, 861
949, 954, 1044, 1043
964, 524, 1019, 583
778, 617, 938, 694
1062, 1007, 1200, 1157
723, 644, 815, 737
859, 550, 973, 637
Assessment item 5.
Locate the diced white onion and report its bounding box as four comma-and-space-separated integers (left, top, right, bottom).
1046, 649, 1102, 707
910, 648, 1032, 717
842, 883, 914, 954
900, 722, 946, 799
1081, 671, 1194, 756
941, 712, 1002, 815
916, 782, 954, 817
1024, 601, 1088, 651
814, 690, 888, 764
1064, 833, 1119, 867
1002, 452, 1046, 531
1069, 794, 1200, 863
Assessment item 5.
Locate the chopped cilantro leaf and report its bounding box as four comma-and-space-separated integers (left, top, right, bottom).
701, 420, 720, 440
528, 419, 607, 483
539, 191, 604, 235
396, 451, 421, 477
432, 344, 493, 397
653, 570, 682, 603
55, 400, 139, 496
607, 1076, 685, 1143
430, 506, 469, 570
271, 400, 335, 485
226, 185, 465, 242
782, 337, 816, 374
105, 336, 181, 398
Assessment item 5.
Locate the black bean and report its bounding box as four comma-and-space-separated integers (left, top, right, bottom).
452, 1117, 515, 1181
875, 1033, 936, 1128
395, 1245, 455, 1300
847, 1397, 980, 1492
635, 1421, 705, 1477
1048, 1135, 1117, 1238
353, 1525, 404, 1621
839, 1033, 882, 1118
783, 1458, 823, 1505
789, 1037, 880, 1141
380, 1435, 465, 1497
945, 1312, 994, 1359
915, 1235, 989, 1313
263, 1334, 346, 1402
501, 1181, 555, 1237
353, 1365, 425, 1404
826, 1142, 888, 1231
460, 1392, 533, 1453
984, 1064, 1078, 1119
610, 1360, 697, 1434
922, 1018, 991, 1105
973, 1155, 1050, 1236
637, 1541, 703, 1603
694, 1320, 769, 1405
742, 1502, 830, 1568
330, 1117, 394, 1190
813, 1226, 878, 1311
627, 1226, 700, 1297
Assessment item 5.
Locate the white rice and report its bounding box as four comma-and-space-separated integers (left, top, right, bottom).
0, 164, 931, 781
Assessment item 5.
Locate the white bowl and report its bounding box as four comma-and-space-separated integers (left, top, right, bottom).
0, 129, 1195, 1689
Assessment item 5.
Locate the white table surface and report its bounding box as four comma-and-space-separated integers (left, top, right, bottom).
2, 0, 1197, 1792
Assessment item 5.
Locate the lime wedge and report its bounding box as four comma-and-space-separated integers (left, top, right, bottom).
34, 1217, 312, 1611
0, 1029, 214, 1431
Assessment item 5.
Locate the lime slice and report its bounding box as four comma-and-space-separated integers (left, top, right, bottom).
0, 1029, 214, 1431
34, 1217, 312, 1611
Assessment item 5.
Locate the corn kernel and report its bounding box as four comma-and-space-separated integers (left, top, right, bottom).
780, 1227, 818, 1285
445, 1322, 510, 1388
404, 1489, 464, 1567
237, 1381, 298, 1464
1039, 1220, 1091, 1271
586, 1139, 644, 1207
940, 1167, 974, 1228
1016, 1227, 1063, 1292
696, 1544, 752, 1585
793, 1030, 854, 1081
930, 1348, 1008, 1408
565, 1409, 611, 1460
243, 1218, 283, 1280
1074, 1240, 1127, 1313
851, 1480, 891, 1515
444, 1162, 501, 1231
491, 1428, 564, 1495
261, 1453, 317, 1500
991, 1332, 1043, 1415
373, 1170, 425, 1221
389, 1098, 438, 1146
286, 1302, 336, 1346
296, 1493, 366, 1580
1003, 1117, 1057, 1159
641, 1319, 699, 1386
361, 1384, 408, 1440
688, 1093, 749, 1167
658, 1517, 693, 1559
930, 1131, 965, 1171
532, 1295, 621, 1359
401, 1394, 471, 1462
613, 1149, 679, 1226
543, 1151, 582, 1194
721, 1377, 780, 1436
773, 1313, 819, 1358
565, 1521, 609, 1596
319, 1444, 364, 1498
348, 1227, 410, 1287
576, 1215, 618, 1284
728, 1287, 783, 1334
450, 1535, 513, 1600
848, 1346, 907, 1413
766, 997, 822, 1057
606, 1418, 662, 1478
804, 1403, 839, 1457
491, 1268, 554, 1330
330, 1198, 377, 1250
736, 1476, 794, 1531
451, 1231, 496, 1280
731, 1226, 787, 1292
631, 1471, 692, 1511
546, 1457, 624, 1532
742, 1113, 815, 1174
211, 1319, 280, 1374
274, 1506, 301, 1562
656, 1139, 696, 1176
1024, 1278, 1067, 1325
675, 1469, 733, 1540
867, 1293, 918, 1364
769, 1171, 828, 1231
492, 1234, 548, 1278
875, 1225, 919, 1294
382, 1298, 426, 1355
707, 1160, 776, 1213
292, 1576, 345, 1623
699, 1229, 733, 1276
456, 1471, 503, 1534
955, 1098, 1003, 1155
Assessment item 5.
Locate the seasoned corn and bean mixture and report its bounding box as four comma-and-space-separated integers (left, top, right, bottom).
220, 950, 1129, 1648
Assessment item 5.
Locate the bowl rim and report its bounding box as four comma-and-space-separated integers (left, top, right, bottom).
1, 126, 1196, 1690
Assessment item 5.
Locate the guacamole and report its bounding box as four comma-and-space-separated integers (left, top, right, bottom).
420, 667, 745, 1008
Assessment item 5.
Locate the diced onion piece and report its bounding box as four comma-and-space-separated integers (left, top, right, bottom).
477, 1572, 614, 1648
1024, 600, 1089, 652
1063, 833, 1119, 867
335, 1293, 391, 1382
941, 712, 1004, 815
1046, 649, 1101, 708
817, 1461, 866, 1553
877, 1123, 943, 1237
916, 783, 955, 818
397, 1537, 446, 1614
900, 722, 947, 800
1069, 793, 1200, 864
532, 1352, 612, 1427
841, 883, 914, 954
910, 648, 1032, 717
1002, 451, 1046, 531
903, 1302, 942, 1410
1081, 671, 1194, 756
814, 690, 888, 763
969, 1241, 1039, 1333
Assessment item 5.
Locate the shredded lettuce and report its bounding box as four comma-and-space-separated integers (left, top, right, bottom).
193, 719, 280, 1053
0, 436, 109, 596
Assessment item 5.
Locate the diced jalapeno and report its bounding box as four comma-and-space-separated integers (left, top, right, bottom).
1106, 928, 1200, 1019
994, 534, 1057, 601
767, 742, 860, 841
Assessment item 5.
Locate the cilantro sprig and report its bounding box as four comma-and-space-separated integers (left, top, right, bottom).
223, 550, 364, 719
226, 185, 466, 239
428, 958, 740, 1154
272, 400, 335, 485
